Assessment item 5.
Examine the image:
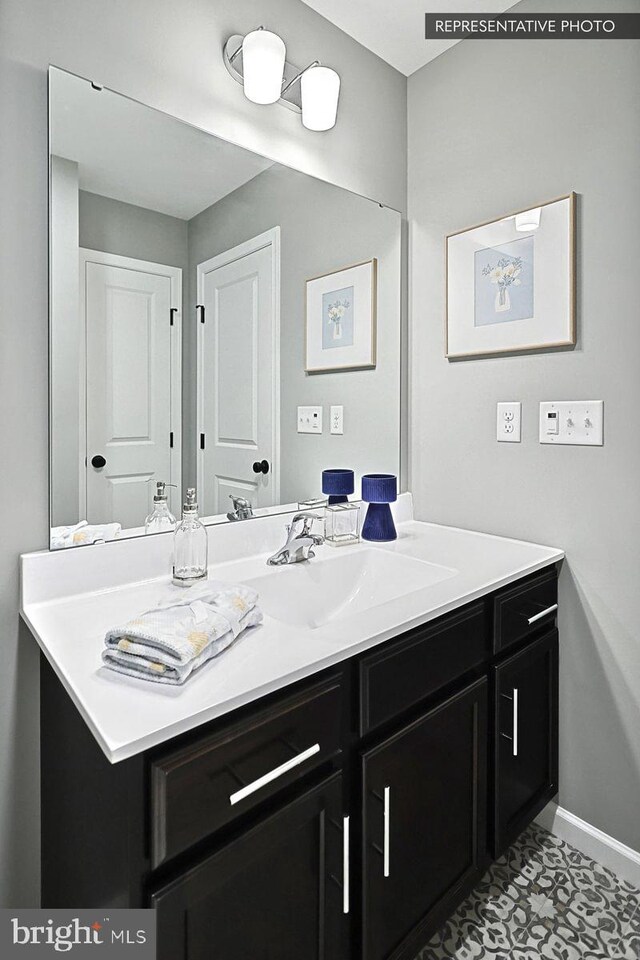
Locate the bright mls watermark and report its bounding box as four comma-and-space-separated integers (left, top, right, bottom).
425, 13, 640, 39
0, 910, 156, 957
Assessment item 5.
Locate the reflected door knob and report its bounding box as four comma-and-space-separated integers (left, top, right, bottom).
91, 455, 106, 468
252, 460, 270, 474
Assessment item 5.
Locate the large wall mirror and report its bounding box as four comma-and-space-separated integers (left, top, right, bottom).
49, 66, 402, 548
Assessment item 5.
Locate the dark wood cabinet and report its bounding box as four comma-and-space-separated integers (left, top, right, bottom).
362, 677, 487, 960
492, 628, 559, 857
151, 772, 349, 960
40, 564, 559, 960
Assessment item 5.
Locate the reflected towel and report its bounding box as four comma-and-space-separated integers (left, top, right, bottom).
102, 581, 263, 685
51, 521, 121, 549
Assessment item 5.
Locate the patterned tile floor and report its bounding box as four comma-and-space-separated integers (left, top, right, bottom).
415, 823, 640, 959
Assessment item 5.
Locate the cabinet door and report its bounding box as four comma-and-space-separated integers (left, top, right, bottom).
492, 629, 559, 858
151, 772, 349, 960
362, 678, 487, 960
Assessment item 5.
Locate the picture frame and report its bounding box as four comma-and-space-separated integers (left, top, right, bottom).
305, 258, 377, 372
445, 193, 576, 359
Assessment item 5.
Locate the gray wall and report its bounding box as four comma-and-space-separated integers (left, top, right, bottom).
0, 0, 406, 906
187, 165, 401, 503
79, 190, 188, 273
50, 156, 80, 525
408, 0, 640, 850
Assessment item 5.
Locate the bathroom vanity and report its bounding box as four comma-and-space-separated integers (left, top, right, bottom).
32, 62, 566, 959
22, 503, 561, 960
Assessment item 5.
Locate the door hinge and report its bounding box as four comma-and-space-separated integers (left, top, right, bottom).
170, 308, 178, 327
197, 304, 205, 324
169, 431, 174, 448
200, 433, 205, 450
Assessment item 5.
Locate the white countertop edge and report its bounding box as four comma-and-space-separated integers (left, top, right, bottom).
21, 605, 116, 761
24, 541, 563, 764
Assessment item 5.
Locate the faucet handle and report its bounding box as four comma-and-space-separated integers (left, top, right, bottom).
291, 512, 322, 535
229, 494, 251, 509
227, 494, 253, 521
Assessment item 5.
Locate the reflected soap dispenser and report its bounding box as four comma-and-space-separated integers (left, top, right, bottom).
145, 481, 177, 534
172, 488, 208, 586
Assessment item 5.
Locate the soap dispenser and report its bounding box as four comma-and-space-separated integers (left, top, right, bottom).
145, 481, 177, 534
173, 488, 208, 586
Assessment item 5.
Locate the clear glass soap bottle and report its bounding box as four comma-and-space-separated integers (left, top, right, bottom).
172, 488, 208, 586
145, 481, 177, 534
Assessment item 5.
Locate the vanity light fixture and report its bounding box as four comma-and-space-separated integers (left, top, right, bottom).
224, 29, 341, 130
515, 207, 542, 231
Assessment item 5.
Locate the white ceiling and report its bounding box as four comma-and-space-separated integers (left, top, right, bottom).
300, 0, 517, 76
50, 68, 273, 221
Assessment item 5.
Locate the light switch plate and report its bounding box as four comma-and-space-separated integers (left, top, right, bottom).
497, 402, 521, 442
539, 401, 603, 445
330, 405, 344, 435
297, 405, 323, 434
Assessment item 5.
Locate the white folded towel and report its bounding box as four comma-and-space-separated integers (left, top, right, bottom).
51, 521, 121, 549
102, 581, 263, 685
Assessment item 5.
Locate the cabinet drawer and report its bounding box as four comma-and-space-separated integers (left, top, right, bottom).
359, 602, 487, 735
150, 675, 343, 867
493, 567, 558, 654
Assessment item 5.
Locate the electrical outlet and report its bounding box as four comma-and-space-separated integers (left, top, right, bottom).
330, 405, 344, 435
297, 405, 323, 434
497, 402, 521, 442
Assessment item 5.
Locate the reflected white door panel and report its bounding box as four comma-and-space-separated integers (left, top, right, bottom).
197, 228, 280, 517
82, 250, 182, 528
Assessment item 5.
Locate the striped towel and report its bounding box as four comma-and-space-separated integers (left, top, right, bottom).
102, 581, 263, 685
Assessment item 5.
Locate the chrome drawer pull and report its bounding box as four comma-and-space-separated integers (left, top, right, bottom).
343, 816, 350, 915
229, 743, 320, 806
383, 786, 391, 878
527, 603, 558, 625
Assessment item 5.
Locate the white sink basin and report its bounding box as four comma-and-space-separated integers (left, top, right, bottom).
242, 548, 457, 629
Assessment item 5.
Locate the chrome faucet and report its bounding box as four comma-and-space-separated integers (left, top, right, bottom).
267, 513, 324, 566
227, 495, 254, 522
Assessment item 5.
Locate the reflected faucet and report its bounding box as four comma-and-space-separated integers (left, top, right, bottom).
267, 513, 324, 566
227, 495, 254, 522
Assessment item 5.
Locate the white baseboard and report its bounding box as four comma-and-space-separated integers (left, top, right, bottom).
536, 802, 640, 889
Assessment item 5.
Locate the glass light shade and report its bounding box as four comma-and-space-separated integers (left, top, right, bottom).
242, 30, 286, 105
515, 207, 542, 232
301, 66, 340, 131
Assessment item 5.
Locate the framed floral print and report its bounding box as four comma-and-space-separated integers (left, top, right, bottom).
305, 258, 377, 372
446, 194, 575, 358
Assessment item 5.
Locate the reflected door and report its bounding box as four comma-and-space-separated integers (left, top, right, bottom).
82, 250, 182, 528
197, 228, 279, 517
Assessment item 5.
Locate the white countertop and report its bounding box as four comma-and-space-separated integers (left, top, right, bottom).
21, 498, 563, 763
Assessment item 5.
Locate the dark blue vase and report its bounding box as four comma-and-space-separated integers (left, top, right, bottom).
322, 469, 354, 506
361, 474, 397, 542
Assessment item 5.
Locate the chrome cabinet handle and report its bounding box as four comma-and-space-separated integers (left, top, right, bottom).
343, 816, 350, 914
229, 742, 320, 806
383, 786, 391, 878
501, 688, 519, 757
527, 603, 558, 625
